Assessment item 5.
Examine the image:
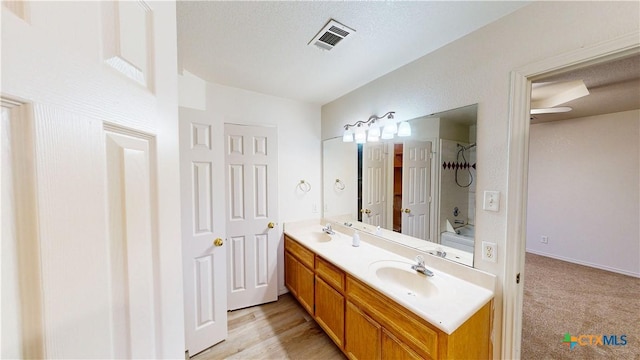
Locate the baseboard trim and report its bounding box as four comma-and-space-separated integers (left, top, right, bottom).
278, 287, 289, 296
525, 249, 640, 278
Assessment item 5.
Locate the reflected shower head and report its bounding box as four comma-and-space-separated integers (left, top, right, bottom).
457, 143, 477, 150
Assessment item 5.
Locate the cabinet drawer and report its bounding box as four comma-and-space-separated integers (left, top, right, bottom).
347, 276, 438, 359
316, 257, 345, 292
285, 236, 314, 269
382, 328, 422, 360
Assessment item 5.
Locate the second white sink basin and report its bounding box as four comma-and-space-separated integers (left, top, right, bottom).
368, 260, 439, 300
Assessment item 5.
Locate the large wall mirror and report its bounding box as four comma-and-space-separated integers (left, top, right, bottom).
322, 104, 477, 266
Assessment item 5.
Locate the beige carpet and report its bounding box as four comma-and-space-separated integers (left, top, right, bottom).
521, 253, 640, 359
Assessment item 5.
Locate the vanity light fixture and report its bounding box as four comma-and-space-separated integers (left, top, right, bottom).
342, 111, 411, 143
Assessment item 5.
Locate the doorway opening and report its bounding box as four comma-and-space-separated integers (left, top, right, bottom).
522, 55, 640, 359
503, 34, 639, 359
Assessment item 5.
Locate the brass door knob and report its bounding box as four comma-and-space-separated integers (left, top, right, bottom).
268, 222, 275, 229
364, 209, 371, 215
403, 208, 411, 214
360, 209, 365, 213
213, 238, 224, 247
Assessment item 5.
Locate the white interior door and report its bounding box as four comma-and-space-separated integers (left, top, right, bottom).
402, 140, 432, 240
225, 124, 279, 311
362, 143, 386, 227
180, 108, 227, 355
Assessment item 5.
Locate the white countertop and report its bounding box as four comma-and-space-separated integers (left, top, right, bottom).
284, 221, 494, 335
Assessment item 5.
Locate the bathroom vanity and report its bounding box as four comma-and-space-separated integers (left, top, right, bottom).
284, 222, 494, 360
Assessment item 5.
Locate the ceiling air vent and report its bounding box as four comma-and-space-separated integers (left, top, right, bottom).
308, 19, 355, 51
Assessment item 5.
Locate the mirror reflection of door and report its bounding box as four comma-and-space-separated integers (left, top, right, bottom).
361, 142, 386, 227
401, 140, 432, 240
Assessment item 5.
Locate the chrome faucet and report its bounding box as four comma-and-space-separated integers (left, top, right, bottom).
431, 249, 447, 258
322, 223, 335, 235
411, 255, 434, 277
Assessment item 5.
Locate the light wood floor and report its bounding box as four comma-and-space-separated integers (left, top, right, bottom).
191, 293, 346, 360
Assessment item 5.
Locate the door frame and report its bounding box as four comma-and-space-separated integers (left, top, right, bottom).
502, 32, 639, 359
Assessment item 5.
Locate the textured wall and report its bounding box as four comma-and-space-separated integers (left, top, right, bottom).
527, 110, 640, 277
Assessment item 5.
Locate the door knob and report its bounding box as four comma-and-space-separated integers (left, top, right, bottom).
403, 208, 411, 214
213, 238, 224, 247
268, 222, 275, 229
365, 209, 371, 215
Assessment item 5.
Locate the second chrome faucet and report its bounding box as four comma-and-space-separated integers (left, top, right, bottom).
321, 223, 335, 235
411, 255, 434, 277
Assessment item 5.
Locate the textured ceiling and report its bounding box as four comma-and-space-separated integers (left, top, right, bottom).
177, 1, 529, 105
530, 54, 640, 123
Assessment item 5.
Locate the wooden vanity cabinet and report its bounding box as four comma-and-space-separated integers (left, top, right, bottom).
346, 274, 492, 359
315, 276, 345, 347
382, 328, 422, 360
284, 235, 492, 360
284, 252, 297, 297
314, 257, 346, 348
345, 301, 381, 360
284, 237, 315, 315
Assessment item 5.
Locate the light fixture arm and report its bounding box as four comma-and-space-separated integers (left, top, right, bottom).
343, 111, 395, 130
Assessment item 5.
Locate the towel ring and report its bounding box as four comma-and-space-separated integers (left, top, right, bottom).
334, 178, 345, 191
297, 180, 311, 193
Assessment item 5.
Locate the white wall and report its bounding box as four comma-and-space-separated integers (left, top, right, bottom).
179, 76, 322, 294
2, 1, 184, 357
320, 2, 640, 357
322, 138, 358, 219
527, 110, 640, 277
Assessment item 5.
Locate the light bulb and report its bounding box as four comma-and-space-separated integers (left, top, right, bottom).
354, 126, 366, 144
342, 128, 353, 142
397, 121, 411, 137
368, 125, 381, 138
383, 122, 397, 135
367, 131, 379, 142
381, 131, 394, 140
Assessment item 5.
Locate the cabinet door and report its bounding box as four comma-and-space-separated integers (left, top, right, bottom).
284, 251, 297, 297
345, 301, 381, 360
382, 328, 423, 360
297, 262, 315, 315
315, 276, 345, 348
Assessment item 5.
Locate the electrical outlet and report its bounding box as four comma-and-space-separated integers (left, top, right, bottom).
482, 241, 497, 263
541, 235, 548, 244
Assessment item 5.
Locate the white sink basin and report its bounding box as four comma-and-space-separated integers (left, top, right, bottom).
305, 231, 332, 243
368, 260, 439, 300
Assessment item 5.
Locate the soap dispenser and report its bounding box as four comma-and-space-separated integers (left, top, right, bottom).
352, 230, 360, 247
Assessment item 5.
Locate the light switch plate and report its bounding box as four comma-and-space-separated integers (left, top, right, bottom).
483, 191, 500, 212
